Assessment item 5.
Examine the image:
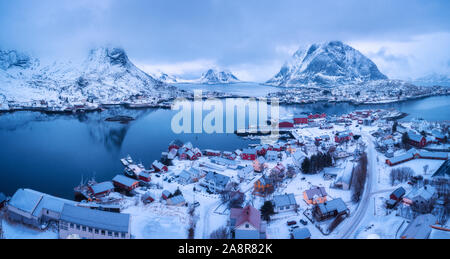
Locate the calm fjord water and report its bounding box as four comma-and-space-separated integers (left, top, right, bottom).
0, 83, 448, 198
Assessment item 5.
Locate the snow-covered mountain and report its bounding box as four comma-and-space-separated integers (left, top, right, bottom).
194, 69, 240, 84
0, 47, 178, 106
266, 41, 388, 87
151, 72, 180, 84
411, 73, 450, 87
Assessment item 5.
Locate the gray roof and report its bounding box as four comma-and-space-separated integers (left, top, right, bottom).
178, 170, 192, 182
9, 188, 42, 213
317, 198, 347, 214
273, 193, 297, 208
60, 204, 130, 233
433, 160, 450, 178
418, 151, 448, 159
91, 181, 114, 194
239, 166, 254, 175
205, 172, 230, 188
392, 187, 406, 198
9, 189, 75, 216
407, 185, 436, 201
292, 228, 311, 239
293, 150, 305, 163
401, 214, 436, 239
168, 195, 185, 204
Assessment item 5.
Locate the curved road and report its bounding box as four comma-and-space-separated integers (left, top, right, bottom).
338, 132, 377, 239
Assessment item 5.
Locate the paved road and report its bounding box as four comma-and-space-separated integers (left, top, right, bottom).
338, 132, 377, 239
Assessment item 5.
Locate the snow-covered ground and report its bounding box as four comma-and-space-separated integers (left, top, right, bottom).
2, 220, 58, 239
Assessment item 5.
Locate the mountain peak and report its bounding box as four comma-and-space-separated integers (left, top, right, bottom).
267, 41, 388, 87
87, 47, 131, 67
199, 69, 239, 84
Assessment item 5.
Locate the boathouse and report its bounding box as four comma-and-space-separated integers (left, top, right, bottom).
89, 181, 115, 198
112, 175, 139, 191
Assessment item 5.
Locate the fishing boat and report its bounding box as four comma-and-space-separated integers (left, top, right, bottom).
120, 155, 134, 167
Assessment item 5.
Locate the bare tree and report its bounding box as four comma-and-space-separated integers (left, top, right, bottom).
351, 153, 368, 202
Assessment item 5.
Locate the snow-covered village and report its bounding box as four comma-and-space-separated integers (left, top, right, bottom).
0, 0, 449, 242
1, 108, 449, 240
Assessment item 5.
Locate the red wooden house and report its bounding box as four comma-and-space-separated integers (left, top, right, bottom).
408, 133, 428, 148
256, 146, 267, 156
112, 175, 139, 191
335, 131, 353, 143
241, 149, 257, 161
89, 181, 115, 198
152, 161, 168, 172
138, 172, 152, 183
279, 119, 294, 129
205, 149, 222, 157
294, 116, 308, 124
169, 139, 184, 151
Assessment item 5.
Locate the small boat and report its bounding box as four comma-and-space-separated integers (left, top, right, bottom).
124, 168, 136, 178
120, 155, 134, 167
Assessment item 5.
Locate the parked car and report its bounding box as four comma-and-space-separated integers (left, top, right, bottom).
287, 221, 297, 226
300, 219, 308, 226
193, 202, 200, 207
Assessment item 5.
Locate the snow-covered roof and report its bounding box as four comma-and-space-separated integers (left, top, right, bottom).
9, 188, 75, 216
91, 181, 114, 194
432, 160, 450, 178
273, 193, 297, 208
205, 172, 230, 188
407, 185, 436, 201
304, 187, 327, 200
112, 175, 138, 187
60, 204, 130, 233
168, 195, 185, 205
316, 198, 347, 214
401, 214, 436, 239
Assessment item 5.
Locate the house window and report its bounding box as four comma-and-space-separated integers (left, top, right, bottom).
70, 223, 74, 229
95, 229, 99, 234
101, 230, 105, 235
245, 224, 249, 228
88, 228, 93, 233
280, 207, 284, 210
108, 231, 112, 237
82, 226, 86, 232
76, 225, 80, 230
114, 232, 119, 238
121, 233, 126, 238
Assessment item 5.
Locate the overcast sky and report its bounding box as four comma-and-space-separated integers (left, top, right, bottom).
1, 0, 449, 81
